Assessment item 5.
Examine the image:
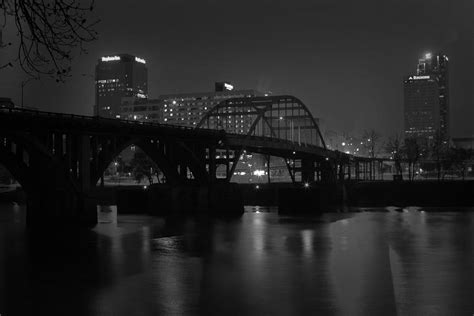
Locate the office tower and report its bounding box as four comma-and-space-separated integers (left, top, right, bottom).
95, 54, 148, 118
416, 53, 449, 140
404, 75, 439, 140
404, 53, 449, 142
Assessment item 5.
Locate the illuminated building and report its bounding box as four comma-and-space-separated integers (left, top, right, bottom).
404, 75, 439, 140
120, 97, 163, 122
404, 53, 449, 142
416, 52, 449, 140
159, 83, 263, 132
95, 54, 148, 118
215, 81, 234, 92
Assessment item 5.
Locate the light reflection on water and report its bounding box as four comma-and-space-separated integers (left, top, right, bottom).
0, 204, 473, 315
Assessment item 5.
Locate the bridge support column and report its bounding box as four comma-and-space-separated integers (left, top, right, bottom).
208, 146, 216, 182
147, 182, 244, 218
301, 159, 315, 183
26, 134, 98, 228
320, 160, 335, 183
26, 188, 97, 228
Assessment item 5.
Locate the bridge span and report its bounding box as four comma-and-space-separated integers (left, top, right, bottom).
0, 98, 382, 225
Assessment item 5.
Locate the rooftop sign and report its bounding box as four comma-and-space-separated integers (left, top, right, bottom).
408, 75, 431, 80
101, 56, 121, 62
135, 57, 146, 64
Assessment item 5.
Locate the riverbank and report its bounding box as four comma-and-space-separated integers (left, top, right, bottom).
2, 181, 474, 216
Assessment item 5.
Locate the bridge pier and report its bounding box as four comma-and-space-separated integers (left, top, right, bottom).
147, 182, 244, 218
278, 183, 346, 215
26, 190, 97, 228
301, 159, 315, 183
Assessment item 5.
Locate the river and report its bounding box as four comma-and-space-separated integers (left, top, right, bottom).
0, 204, 473, 315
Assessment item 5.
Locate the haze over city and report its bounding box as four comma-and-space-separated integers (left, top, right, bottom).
1, 0, 474, 137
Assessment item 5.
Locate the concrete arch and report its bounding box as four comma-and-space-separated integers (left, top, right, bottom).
92, 138, 181, 185
0, 133, 78, 194
92, 137, 209, 185
0, 146, 32, 193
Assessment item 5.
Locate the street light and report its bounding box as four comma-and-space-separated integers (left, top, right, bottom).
20, 78, 36, 108
81, 73, 96, 116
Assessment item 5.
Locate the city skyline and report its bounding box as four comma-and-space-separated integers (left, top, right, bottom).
1, 3, 474, 315
0, 0, 473, 138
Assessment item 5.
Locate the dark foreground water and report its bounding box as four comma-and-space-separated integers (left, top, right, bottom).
0, 204, 473, 315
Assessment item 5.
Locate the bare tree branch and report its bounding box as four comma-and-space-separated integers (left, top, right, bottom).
0, 0, 99, 81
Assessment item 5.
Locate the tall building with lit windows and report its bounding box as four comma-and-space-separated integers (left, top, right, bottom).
159, 82, 264, 132
404, 52, 449, 142
94, 54, 148, 118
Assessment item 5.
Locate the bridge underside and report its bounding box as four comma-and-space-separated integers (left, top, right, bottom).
0, 106, 382, 226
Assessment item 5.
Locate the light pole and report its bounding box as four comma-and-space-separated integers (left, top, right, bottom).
20, 78, 36, 108
81, 73, 96, 116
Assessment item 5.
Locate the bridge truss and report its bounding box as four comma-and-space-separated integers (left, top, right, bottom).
197, 95, 332, 182
197, 95, 326, 148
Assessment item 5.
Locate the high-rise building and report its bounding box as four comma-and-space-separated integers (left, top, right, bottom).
417, 53, 449, 139
95, 54, 148, 118
404, 75, 440, 140
404, 53, 449, 142
159, 84, 264, 132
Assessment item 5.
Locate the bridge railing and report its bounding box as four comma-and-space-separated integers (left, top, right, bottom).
0, 105, 205, 133
0, 106, 379, 163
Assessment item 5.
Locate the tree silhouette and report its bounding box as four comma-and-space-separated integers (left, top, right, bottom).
429, 130, 449, 181
402, 137, 422, 181
130, 150, 159, 185
386, 135, 403, 178
0, 0, 99, 80
362, 129, 380, 158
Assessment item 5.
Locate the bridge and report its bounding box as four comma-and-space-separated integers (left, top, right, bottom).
0, 95, 382, 226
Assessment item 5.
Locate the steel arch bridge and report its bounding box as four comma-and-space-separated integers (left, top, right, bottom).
197, 95, 327, 149
196, 95, 331, 181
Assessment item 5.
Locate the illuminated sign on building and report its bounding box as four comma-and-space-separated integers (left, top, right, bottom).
97, 79, 119, 84
135, 57, 146, 64
408, 75, 431, 80
215, 82, 235, 92
101, 56, 121, 62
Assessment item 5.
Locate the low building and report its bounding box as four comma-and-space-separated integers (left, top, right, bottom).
0, 97, 14, 108
159, 84, 264, 130
452, 137, 474, 150
119, 97, 163, 122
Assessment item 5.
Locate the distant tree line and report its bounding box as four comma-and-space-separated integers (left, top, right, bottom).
338, 128, 473, 181
385, 131, 473, 181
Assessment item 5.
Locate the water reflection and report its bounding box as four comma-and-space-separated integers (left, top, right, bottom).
0, 204, 473, 315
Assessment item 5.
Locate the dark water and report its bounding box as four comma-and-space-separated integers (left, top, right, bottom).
0, 204, 473, 315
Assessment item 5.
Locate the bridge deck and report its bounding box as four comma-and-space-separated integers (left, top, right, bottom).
0, 106, 380, 163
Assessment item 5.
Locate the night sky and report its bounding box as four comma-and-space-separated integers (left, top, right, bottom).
1, 0, 473, 138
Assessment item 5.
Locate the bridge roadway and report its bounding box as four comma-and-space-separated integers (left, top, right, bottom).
0, 106, 340, 160
0, 106, 381, 226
